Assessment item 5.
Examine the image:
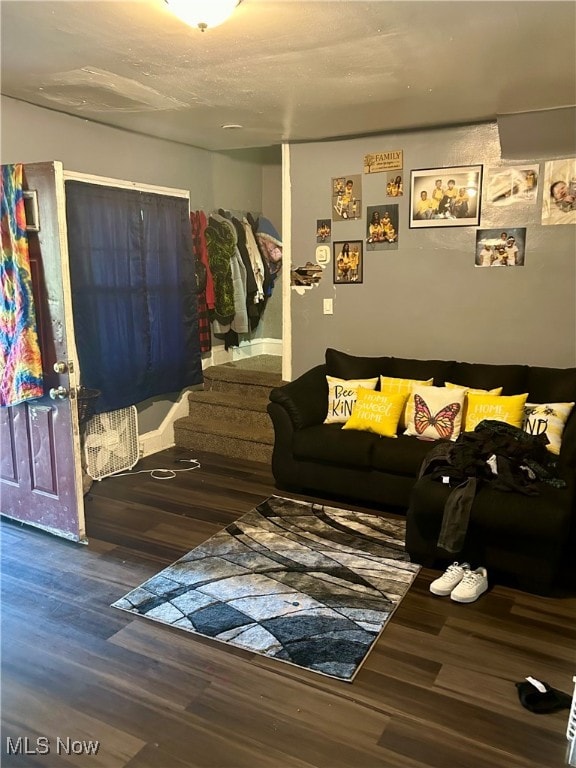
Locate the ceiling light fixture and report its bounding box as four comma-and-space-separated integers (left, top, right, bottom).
165, 0, 243, 32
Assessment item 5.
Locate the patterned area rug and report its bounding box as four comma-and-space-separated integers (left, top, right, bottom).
112, 496, 420, 682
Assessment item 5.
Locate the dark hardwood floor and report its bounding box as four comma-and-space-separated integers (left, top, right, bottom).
2, 447, 575, 768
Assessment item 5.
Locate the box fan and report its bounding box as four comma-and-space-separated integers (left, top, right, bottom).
83, 406, 139, 481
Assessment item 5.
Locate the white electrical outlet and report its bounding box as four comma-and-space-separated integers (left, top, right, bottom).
323, 298, 333, 315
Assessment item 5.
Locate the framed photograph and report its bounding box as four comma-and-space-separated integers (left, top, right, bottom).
475, 228, 526, 268
332, 174, 362, 221
485, 165, 539, 208
409, 165, 483, 228
541, 158, 576, 226
316, 218, 331, 243
386, 172, 404, 197
333, 240, 363, 284
366, 204, 398, 250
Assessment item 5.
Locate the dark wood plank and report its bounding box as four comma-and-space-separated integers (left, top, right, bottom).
1, 447, 574, 768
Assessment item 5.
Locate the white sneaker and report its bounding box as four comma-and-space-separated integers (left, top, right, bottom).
450, 567, 489, 603
429, 562, 470, 596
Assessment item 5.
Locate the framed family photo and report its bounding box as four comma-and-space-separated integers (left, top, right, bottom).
333, 240, 363, 284
475, 227, 526, 267
409, 165, 483, 228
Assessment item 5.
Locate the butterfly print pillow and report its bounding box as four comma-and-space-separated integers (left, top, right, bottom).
404, 385, 466, 441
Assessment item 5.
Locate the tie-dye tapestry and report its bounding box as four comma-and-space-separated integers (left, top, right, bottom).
0, 164, 44, 406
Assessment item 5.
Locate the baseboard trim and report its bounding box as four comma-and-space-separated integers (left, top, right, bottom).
203, 338, 282, 368
139, 388, 195, 458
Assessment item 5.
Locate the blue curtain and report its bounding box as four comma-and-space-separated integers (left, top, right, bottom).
65, 181, 202, 413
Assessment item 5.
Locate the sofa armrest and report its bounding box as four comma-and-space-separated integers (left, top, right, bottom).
269, 364, 328, 429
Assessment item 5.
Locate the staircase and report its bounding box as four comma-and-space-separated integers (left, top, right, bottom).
173, 356, 285, 464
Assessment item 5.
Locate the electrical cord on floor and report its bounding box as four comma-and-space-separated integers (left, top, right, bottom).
109, 458, 201, 480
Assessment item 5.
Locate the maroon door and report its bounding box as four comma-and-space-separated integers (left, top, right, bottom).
0, 161, 86, 541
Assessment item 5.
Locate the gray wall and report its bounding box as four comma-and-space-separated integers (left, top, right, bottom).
1, 95, 283, 344
1, 96, 263, 212
289, 122, 576, 377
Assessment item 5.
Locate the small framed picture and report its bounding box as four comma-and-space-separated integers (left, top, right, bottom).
409, 165, 483, 228
366, 204, 398, 250
541, 158, 576, 226
475, 227, 526, 267
331, 175, 362, 221
333, 240, 363, 284
316, 219, 331, 243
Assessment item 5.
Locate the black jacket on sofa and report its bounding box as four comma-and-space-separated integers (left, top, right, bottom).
267, 348, 576, 594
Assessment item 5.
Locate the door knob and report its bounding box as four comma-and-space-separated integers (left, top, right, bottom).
49, 386, 69, 400
53, 361, 69, 373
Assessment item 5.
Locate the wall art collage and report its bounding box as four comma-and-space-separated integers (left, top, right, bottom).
291, 154, 575, 287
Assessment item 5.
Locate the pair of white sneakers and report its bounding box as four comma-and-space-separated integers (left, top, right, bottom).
429, 562, 488, 603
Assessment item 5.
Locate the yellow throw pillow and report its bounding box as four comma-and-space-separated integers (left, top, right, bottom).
343, 389, 408, 438
324, 376, 379, 424
379, 375, 433, 429
464, 393, 528, 432
445, 381, 503, 423
404, 385, 465, 441
523, 402, 575, 455
445, 382, 503, 396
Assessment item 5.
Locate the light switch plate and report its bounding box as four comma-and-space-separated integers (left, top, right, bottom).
323, 298, 333, 315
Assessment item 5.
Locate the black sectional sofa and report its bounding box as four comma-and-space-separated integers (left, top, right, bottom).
267, 348, 576, 594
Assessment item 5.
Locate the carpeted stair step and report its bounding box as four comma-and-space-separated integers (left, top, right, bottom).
173, 416, 273, 463
202, 363, 284, 397
185, 389, 272, 432
173, 356, 284, 464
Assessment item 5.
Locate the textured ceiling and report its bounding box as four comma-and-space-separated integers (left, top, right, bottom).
1, 0, 575, 151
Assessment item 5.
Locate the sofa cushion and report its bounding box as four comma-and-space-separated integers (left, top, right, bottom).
446, 361, 528, 395
409, 472, 574, 541
325, 348, 393, 379
526, 365, 576, 403
293, 423, 376, 468
371, 434, 439, 476
388, 357, 453, 385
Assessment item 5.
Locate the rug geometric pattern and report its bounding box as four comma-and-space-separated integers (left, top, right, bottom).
112, 496, 420, 681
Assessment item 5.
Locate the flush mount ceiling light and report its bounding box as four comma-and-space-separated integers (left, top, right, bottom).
165, 0, 243, 32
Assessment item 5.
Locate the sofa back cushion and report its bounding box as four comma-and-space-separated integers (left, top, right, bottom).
388, 356, 452, 384
325, 348, 393, 379
446, 361, 528, 395
526, 366, 576, 403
